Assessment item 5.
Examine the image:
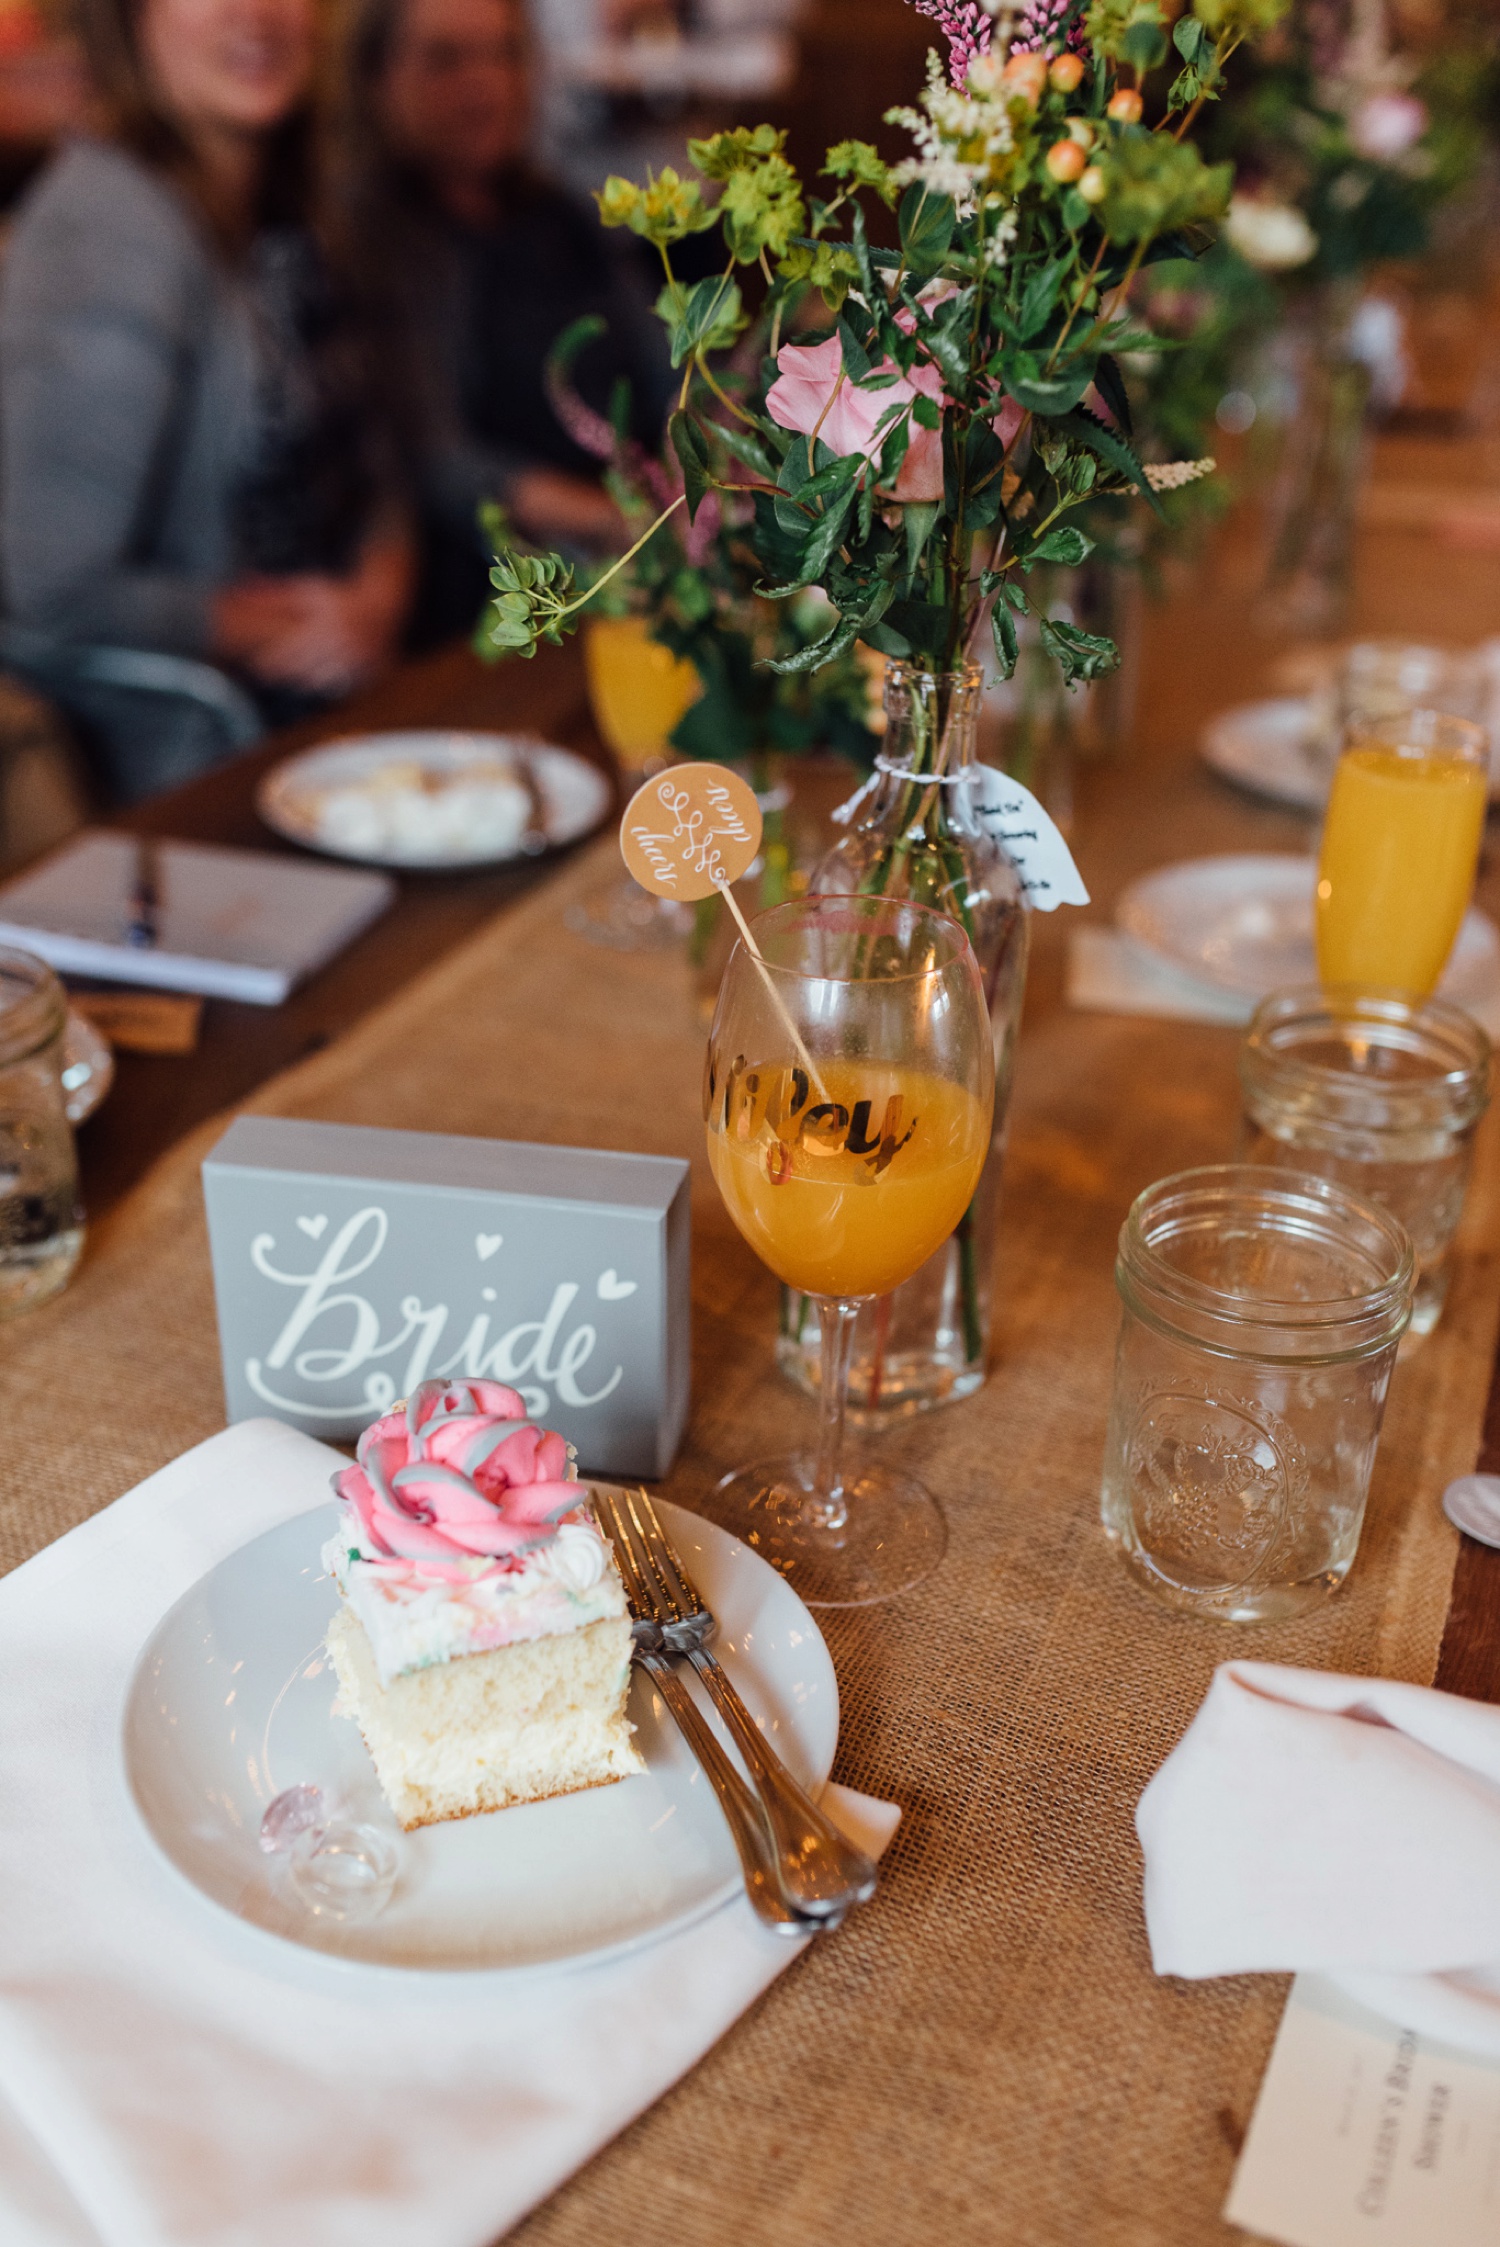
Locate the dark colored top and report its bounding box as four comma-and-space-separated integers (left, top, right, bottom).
381, 169, 670, 642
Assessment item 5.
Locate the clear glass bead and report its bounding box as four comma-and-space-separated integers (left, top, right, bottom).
289, 1820, 399, 1920
258, 1783, 327, 1854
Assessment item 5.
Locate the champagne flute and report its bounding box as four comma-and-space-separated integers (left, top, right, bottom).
571, 616, 703, 951
1317, 708, 1488, 996
702, 894, 995, 1606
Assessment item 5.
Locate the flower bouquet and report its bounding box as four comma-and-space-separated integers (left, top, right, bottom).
1199, 0, 1492, 628
479, 0, 1283, 1415
538, 318, 881, 957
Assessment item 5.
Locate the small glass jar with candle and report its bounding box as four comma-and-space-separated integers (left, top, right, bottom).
1100, 1165, 1412, 1622
1239, 987, 1489, 1338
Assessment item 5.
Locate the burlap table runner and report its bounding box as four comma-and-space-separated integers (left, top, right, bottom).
2, 809, 1494, 2244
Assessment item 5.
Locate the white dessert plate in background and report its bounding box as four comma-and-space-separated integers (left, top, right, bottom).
1201, 694, 1500, 809
122, 1491, 838, 1976
61, 1007, 114, 1123
1116, 853, 1500, 1004
1199, 698, 1327, 810
257, 730, 611, 869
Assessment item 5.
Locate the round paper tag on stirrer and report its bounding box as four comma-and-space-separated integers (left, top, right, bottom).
620, 764, 763, 902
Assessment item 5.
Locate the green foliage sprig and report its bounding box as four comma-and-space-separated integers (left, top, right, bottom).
479, 0, 1287, 692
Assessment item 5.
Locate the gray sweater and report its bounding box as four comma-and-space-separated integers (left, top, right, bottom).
0, 138, 322, 655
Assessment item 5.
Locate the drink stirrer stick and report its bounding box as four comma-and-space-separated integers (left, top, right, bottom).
713, 870, 829, 1101
619, 763, 829, 1100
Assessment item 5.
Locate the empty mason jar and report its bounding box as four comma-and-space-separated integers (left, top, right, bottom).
0, 946, 84, 1315
1239, 987, 1489, 1337
1100, 1165, 1412, 1622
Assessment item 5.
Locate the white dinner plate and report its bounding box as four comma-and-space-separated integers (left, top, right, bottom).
1117, 853, 1500, 1004
1201, 695, 1500, 808
257, 730, 612, 870
122, 1492, 838, 1976
60, 1008, 114, 1123
1199, 698, 1328, 810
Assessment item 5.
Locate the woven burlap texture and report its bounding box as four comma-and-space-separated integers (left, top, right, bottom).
2, 833, 1493, 2247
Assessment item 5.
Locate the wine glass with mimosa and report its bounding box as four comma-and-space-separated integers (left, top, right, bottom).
1317, 709, 1489, 997
702, 894, 995, 1605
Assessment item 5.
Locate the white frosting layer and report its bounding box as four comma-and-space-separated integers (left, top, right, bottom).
323, 1503, 628, 1689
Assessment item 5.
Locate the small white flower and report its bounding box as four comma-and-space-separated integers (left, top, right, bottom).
1136, 457, 1217, 493
1224, 195, 1318, 272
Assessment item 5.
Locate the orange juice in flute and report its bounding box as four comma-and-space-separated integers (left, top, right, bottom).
1316, 710, 1488, 997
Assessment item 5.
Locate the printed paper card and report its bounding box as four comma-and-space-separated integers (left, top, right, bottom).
1226, 1975, 1500, 2247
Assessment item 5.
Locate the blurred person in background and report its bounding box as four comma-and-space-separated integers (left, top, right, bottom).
334, 0, 671, 647
0, 0, 409, 801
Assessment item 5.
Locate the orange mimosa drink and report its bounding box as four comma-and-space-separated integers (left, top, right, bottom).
1316, 717, 1488, 996
707, 1059, 990, 1299
584, 615, 701, 771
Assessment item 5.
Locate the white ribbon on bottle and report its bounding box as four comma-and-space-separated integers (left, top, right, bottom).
829, 760, 1089, 912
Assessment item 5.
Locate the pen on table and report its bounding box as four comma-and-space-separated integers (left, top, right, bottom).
126, 837, 161, 949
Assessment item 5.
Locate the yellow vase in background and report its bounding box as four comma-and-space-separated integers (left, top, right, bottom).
583, 615, 701, 771
1316, 711, 1488, 997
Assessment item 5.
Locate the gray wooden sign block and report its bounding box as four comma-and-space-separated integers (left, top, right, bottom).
202, 1116, 691, 1476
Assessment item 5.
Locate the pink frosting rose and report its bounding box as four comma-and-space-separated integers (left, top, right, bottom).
334, 1378, 579, 1578
767, 333, 947, 502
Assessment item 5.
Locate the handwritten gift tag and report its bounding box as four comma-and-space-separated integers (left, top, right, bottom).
202, 1116, 690, 1477
620, 765, 763, 901
971, 766, 1090, 911
829, 761, 1089, 912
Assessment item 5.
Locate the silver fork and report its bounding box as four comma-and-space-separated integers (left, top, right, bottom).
601, 1486, 877, 1922
594, 1487, 829, 1935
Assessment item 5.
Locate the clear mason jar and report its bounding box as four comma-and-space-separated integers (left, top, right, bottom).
777, 662, 1030, 1424
1238, 986, 1489, 1339
1100, 1165, 1412, 1623
0, 946, 84, 1314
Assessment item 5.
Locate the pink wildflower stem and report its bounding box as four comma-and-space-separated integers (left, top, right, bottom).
907, 0, 991, 87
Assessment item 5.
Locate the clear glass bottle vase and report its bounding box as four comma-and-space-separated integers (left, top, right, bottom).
776, 662, 1029, 1423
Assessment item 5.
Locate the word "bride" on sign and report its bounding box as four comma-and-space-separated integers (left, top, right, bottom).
244, 1206, 625, 1422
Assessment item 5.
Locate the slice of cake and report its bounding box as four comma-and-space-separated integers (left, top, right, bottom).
323, 1377, 643, 1830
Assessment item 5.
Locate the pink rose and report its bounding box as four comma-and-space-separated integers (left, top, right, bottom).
335, 1378, 579, 1577
992, 394, 1026, 451
767, 334, 947, 503
1349, 93, 1427, 164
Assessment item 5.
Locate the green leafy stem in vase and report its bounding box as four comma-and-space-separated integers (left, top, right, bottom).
476, 0, 1281, 698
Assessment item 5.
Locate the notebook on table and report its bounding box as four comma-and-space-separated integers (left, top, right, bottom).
0, 831, 395, 1005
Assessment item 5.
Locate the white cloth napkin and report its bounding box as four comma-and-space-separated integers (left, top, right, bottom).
1137, 1660, 1500, 2056
1068, 924, 1500, 1039
0, 1419, 899, 2247
1066, 924, 1255, 1025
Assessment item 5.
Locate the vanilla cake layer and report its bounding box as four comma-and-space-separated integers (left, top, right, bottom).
327, 1604, 643, 1831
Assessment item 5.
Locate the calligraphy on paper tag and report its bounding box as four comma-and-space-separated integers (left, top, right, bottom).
620, 764, 763, 901
971, 765, 1090, 910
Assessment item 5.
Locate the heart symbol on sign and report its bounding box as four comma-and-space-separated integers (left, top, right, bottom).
296, 1215, 328, 1240
597, 1269, 637, 1301
476, 1233, 503, 1261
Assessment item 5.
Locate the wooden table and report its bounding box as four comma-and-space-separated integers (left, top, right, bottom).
87, 639, 614, 1219
71, 443, 1500, 1716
